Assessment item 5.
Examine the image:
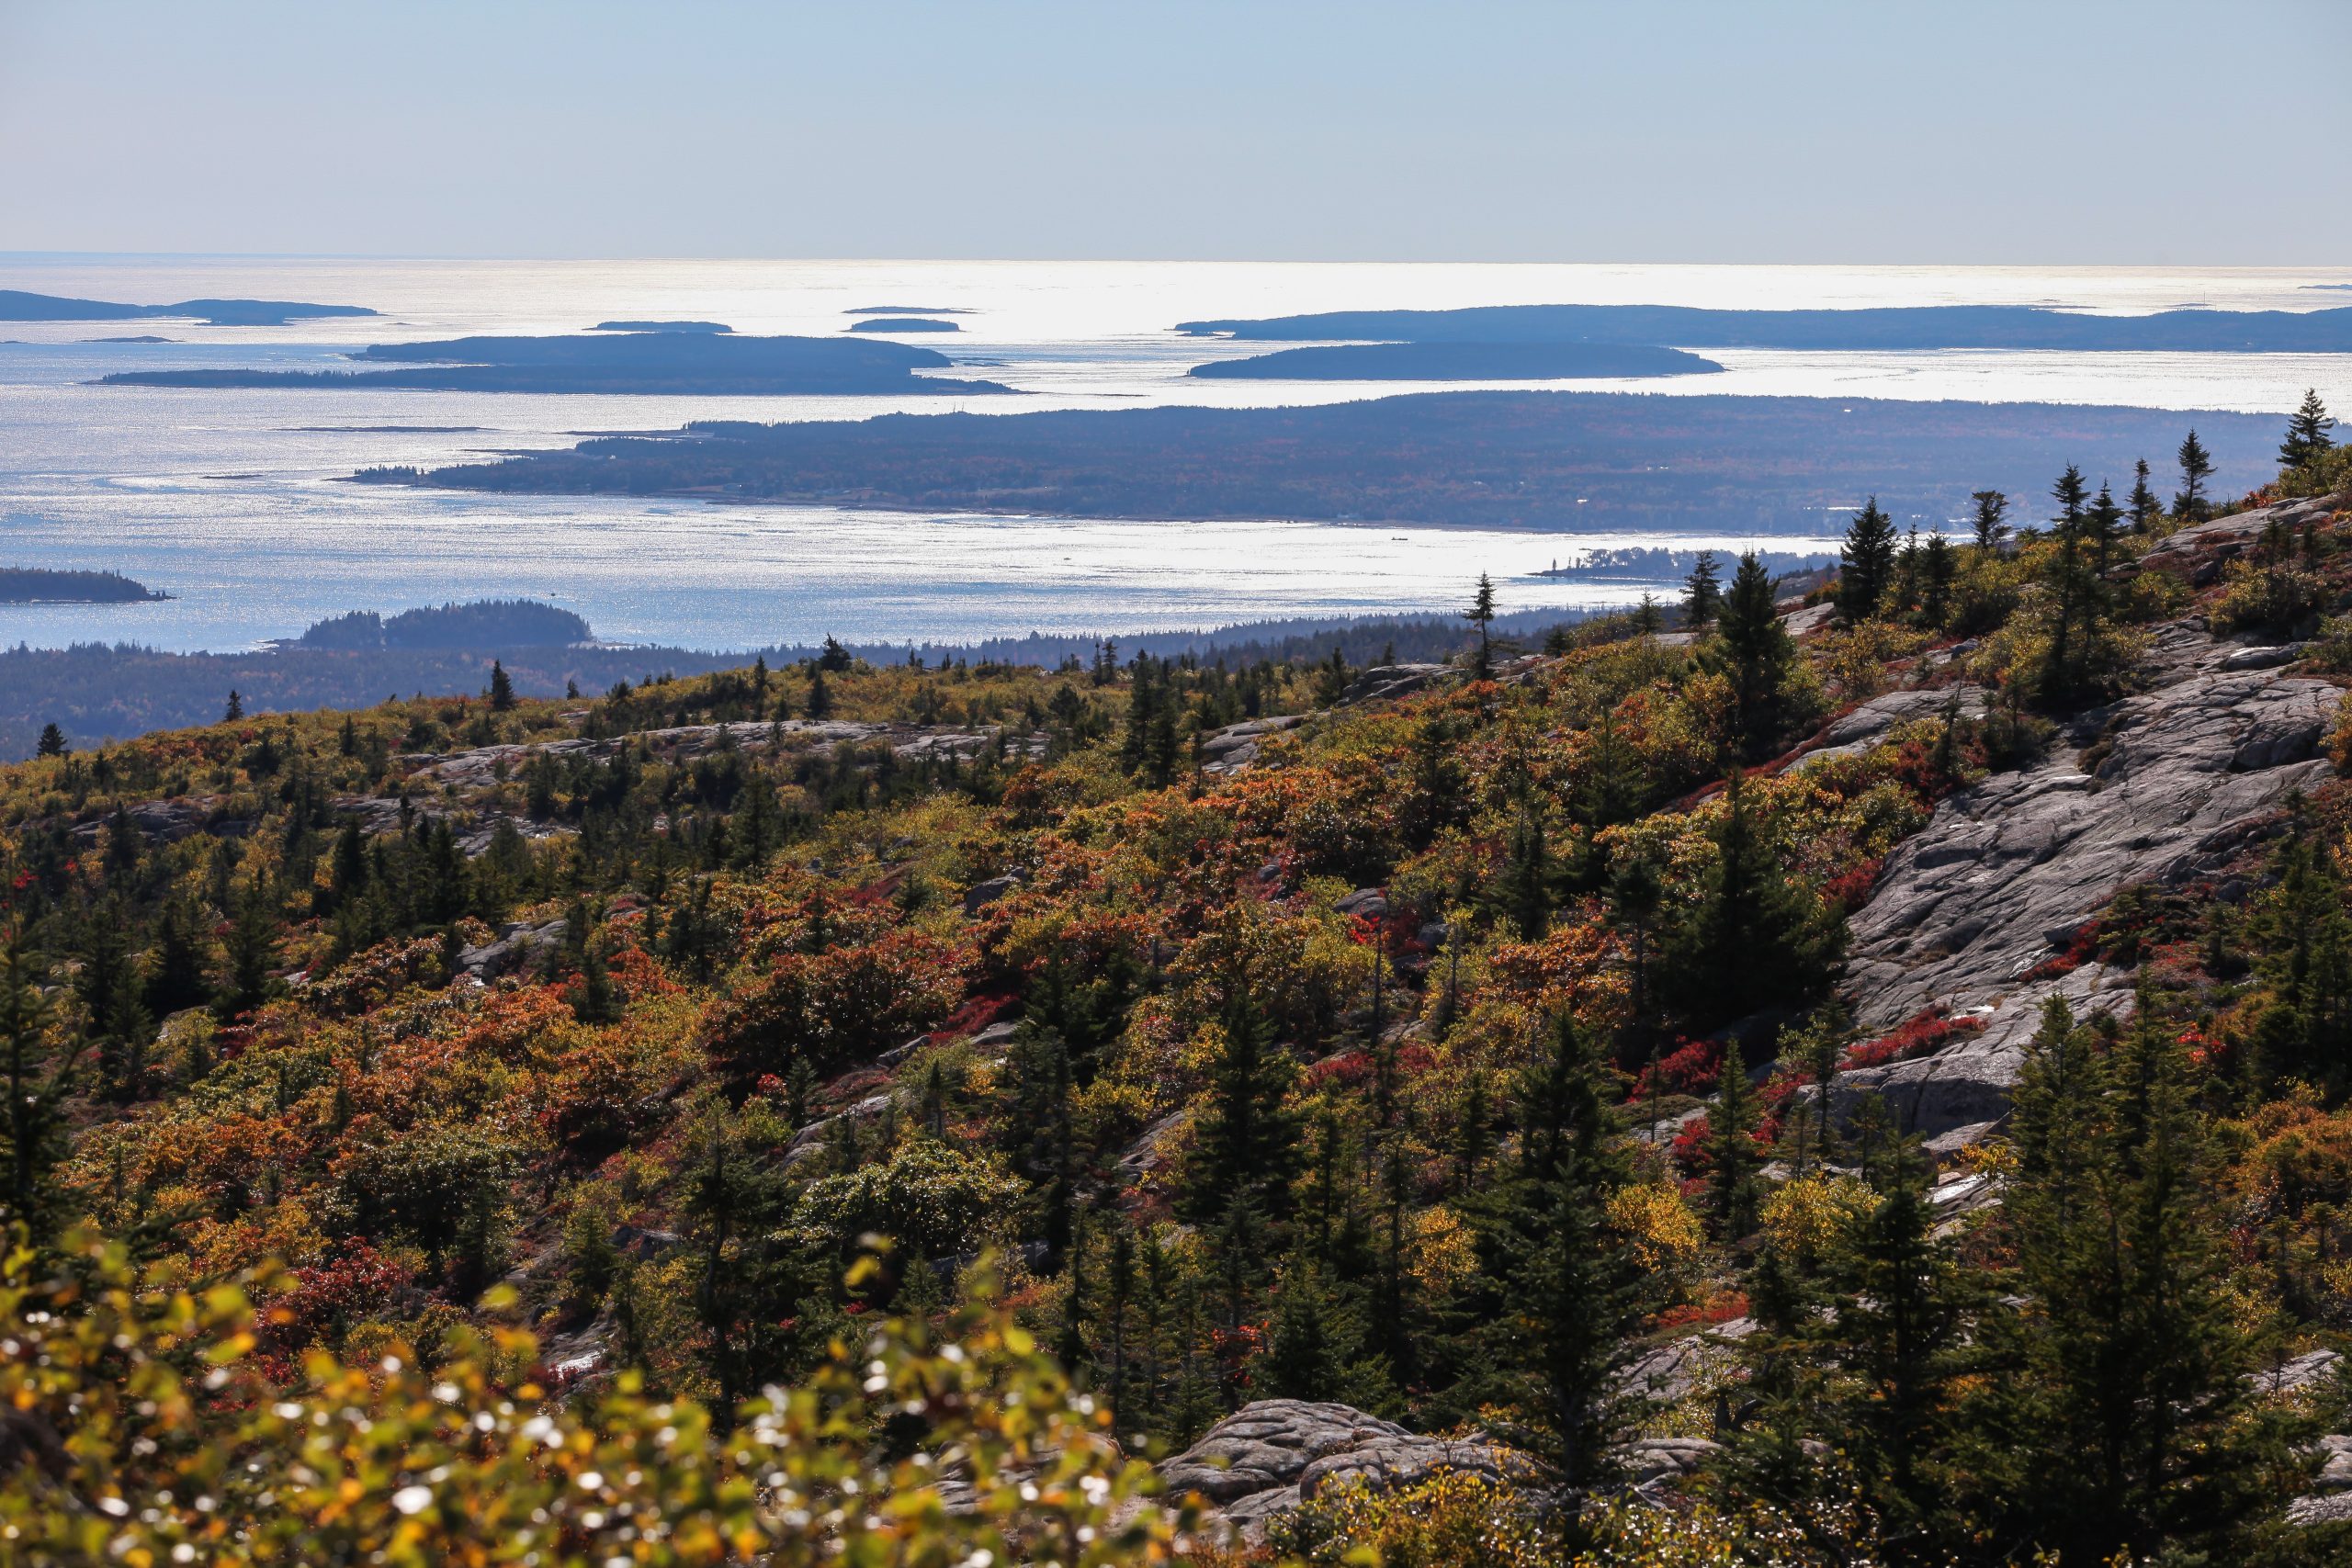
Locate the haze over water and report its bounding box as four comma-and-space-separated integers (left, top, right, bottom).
5, 255, 2348, 654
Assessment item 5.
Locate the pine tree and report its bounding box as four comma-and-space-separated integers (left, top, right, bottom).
1630, 592, 1664, 637
2042, 464, 2096, 695
2127, 458, 2163, 533
2084, 480, 2124, 579
2246, 837, 2352, 1095
1704, 551, 1799, 758
1458, 1015, 1649, 1483
1970, 490, 2010, 553
488, 660, 515, 712
35, 723, 65, 758
2175, 428, 2216, 523
1659, 773, 1844, 1027
1707, 1036, 1764, 1240
1837, 497, 1900, 621
219, 883, 279, 1019
1179, 986, 1300, 1225
223, 689, 243, 722
1918, 532, 1955, 628
0, 929, 80, 1244
1982, 1003, 2309, 1561
1682, 550, 1724, 629
2281, 388, 2335, 473
1465, 573, 1499, 680
1495, 809, 1555, 940
804, 665, 832, 718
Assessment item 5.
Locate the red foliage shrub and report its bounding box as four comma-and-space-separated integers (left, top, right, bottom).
1843, 1006, 1984, 1069
1654, 1291, 1750, 1333
1635, 1037, 1722, 1100
1823, 856, 1884, 914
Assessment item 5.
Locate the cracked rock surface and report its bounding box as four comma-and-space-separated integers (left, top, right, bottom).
1838, 615, 2338, 1135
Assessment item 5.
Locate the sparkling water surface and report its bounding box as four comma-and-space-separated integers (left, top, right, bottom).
4, 256, 2347, 653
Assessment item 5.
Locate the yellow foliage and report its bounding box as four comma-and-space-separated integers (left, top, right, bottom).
1758, 1172, 1873, 1269
1606, 1183, 1704, 1271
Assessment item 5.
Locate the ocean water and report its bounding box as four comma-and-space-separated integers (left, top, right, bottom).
3, 255, 2348, 654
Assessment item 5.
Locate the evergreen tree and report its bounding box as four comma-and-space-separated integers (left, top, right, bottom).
1837, 496, 1899, 621
1917, 532, 1955, 628
2174, 428, 2216, 523
1179, 986, 1300, 1225
219, 883, 280, 1019
2085, 480, 2125, 579
1464, 573, 1499, 680
35, 723, 65, 758
2281, 388, 2335, 473
1458, 1015, 1649, 1483
818, 635, 853, 672
223, 689, 243, 722
2041, 464, 2096, 695
2127, 458, 2163, 533
1630, 592, 1664, 637
1970, 490, 2010, 553
0, 930, 80, 1245
1658, 773, 1844, 1027
1495, 809, 1555, 940
1681, 550, 1723, 630
1707, 1036, 1764, 1240
2247, 838, 2352, 1095
804, 665, 831, 718
1703, 551, 1799, 758
1982, 1002, 2310, 1561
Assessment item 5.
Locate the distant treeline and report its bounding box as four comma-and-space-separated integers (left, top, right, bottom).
368, 390, 2279, 535
0, 568, 167, 604
0, 603, 1629, 761
1543, 546, 1834, 580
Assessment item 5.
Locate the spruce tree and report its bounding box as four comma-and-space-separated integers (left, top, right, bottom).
2281, 388, 2335, 473
1706, 1036, 1764, 1240
0, 929, 79, 1244
1970, 490, 2010, 553
1658, 773, 1844, 1027
1918, 532, 1954, 628
1465, 573, 1498, 680
2085, 480, 2124, 579
2127, 458, 2163, 533
1983, 1003, 2310, 1561
1459, 1015, 1649, 1483
2174, 428, 2216, 523
488, 660, 515, 712
35, 723, 65, 758
1495, 809, 1556, 940
1837, 497, 1899, 621
1703, 551, 1799, 758
1681, 550, 1723, 629
804, 665, 831, 718
223, 689, 243, 722
1180, 985, 1301, 1225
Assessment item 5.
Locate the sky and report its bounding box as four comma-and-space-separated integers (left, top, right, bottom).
3, 0, 2348, 264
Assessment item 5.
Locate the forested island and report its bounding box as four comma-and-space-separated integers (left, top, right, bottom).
0, 567, 168, 604
294, 599, 591, 649
100, 331, 1012, 396
1177, 300, 2352, 351
846, 317, 961, 333
591, 319, 733, 333
1190, 341, 1721, 380
358, 389, 2277, 534
0, 288, 376, 326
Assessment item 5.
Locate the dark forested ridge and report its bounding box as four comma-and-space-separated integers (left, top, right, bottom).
369, 390, 2279, 534
0, 288, 376, 326
1177, 299, 2352, 351
100, 331, 1012, 396
1188, 341, 1721, 380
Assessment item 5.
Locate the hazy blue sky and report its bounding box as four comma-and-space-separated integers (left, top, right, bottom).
4, 0, 2347, 263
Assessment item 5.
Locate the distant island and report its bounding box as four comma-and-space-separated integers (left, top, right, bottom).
1174, 301, 2352, 352
356, 389, 2277, 535
846, 305, 973, 315
296, 599, 590, 649
846, 317, 961, 333
87, 334, 177, 344
592, 320, 733, 333
0, 567, 169, 604
100, 332, 1012, 396
1190, 342, 1720, 381
0, 289, 377, 327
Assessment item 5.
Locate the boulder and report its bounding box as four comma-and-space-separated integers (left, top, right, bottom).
1199, 715, 1306, 774
456, 918, 567, 981
1333, 887, 1390, 919
1789, 686, 1988, 773
1619, 1317, 1757, 1404
962, 870, 1025, 915
1838, 626, 2338, 1135
1157, 1400, 1510, 1540
1342, 664, 1450, 705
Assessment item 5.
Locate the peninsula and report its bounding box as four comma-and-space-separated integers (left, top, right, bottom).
1189, 341, 1720, 380
1175, 300, 2352, 352
0, 566, 169, 604
355, 389, 2277, 535
99, 331, 1012, 396
0, 288, 377, 327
